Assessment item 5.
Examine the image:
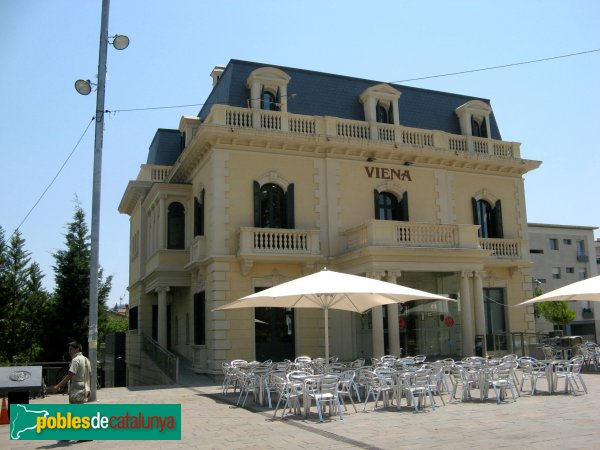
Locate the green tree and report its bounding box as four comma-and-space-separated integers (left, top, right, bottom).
2, 230, 31, 362
43, 204, 112, 361
21, 263, 51, 362
536, 301, 576, 329
0, 228, 50, 363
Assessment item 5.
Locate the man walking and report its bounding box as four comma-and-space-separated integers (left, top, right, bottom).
54, 341, 91, 404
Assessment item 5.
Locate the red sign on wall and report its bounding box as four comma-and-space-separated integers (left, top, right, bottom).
444, 316, 455, 328
398, 317, 406, 329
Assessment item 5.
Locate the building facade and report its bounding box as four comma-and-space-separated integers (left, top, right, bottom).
119, 60, 541, 382
528, 224, 599, 342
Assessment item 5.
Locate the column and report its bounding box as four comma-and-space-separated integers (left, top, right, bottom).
158, 196, 166, 249
157, 286, 170, 348
386, 272, 401, 357
473, 272, 486, 354
372, 306, 385, 358
368, 272, 385, 358
460, 271, 475, 356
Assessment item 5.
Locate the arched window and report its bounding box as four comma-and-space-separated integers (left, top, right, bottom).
377, 192, 396, 220
376, 103, 389, 124
471, 117, 488, 138
261, 87, 280, 111
375, 101, 394, 124
374, 191, 409, 221
167, 202, 185, 249
253, 181, 294, 229
472, 198, 503, 238
260, 183, 285, 228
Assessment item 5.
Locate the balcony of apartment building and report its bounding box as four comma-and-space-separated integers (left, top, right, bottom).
200, 104, 523, 163
341, 220, 525, 260
235, 227, 323, 275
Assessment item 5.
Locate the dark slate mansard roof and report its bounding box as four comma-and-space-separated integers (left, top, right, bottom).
148, 59, 502, 165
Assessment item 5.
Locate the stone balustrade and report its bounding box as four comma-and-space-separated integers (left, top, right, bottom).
479, 237, 522, 258
342, 220, 481, 251
204, 104, 521, 159
238, 227, 321, 256
137, 164, 172, 182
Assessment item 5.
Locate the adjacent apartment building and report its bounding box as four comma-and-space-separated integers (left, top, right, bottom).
119, 60, 541, 382
528, 224, 599, 342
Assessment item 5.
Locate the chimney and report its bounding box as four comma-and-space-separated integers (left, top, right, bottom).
210, 65, 226, 87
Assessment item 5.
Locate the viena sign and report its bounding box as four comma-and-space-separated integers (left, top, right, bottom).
364, 166, 412, 181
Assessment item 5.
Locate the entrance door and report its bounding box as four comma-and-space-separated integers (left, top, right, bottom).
483, 288, 506, 352
255, 307, 295, 362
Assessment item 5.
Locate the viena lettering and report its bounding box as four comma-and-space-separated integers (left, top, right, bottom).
364, 166, 412, 181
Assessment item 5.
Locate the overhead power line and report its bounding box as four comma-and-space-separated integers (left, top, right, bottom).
15, 117, 95, 234
16, 47, 599, 233
388, 48, 600, 83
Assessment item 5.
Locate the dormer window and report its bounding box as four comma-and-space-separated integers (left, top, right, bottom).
359, 83, 401, 125
261, 87, 280, 111
247, 67, 291, 113
376, 101, 393, 124
471, 116, 488, 138
455, 100, 492, 137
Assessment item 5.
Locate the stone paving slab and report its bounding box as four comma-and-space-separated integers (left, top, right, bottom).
2, 371, 600, 449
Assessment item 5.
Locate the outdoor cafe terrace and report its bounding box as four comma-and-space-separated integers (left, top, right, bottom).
219, 344, 599, 422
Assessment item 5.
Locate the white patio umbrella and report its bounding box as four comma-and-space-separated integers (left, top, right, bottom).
517, 275, 600, 306
213, 269, 454, 361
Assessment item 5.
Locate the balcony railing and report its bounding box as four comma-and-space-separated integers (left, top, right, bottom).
342, 220, 481, 251
137, 164, 172, 182
479, 238, 522, 258
238, 227, 321, 256
203, 104, 521, 159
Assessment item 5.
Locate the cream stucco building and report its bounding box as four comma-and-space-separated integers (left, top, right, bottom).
528, 223, 599, 341
119, 60, 542, 382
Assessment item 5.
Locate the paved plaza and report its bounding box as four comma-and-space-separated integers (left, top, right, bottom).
2, 369, 600, 449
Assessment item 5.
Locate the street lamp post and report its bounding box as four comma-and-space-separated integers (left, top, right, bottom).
75, 0, 128, 401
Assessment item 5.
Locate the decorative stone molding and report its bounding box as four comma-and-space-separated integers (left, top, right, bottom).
455, 100, 492, 137
375, 180, 405, 198
256, 170, 290, 190
246, 67, 291, 112
473, 188, 498, 204
359, 83, 401, 124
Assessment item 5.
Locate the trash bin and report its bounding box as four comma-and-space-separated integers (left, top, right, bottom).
0, 366, 43, 419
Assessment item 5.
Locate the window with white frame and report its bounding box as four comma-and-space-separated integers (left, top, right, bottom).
359, 83, 401, 125
552, 267, 561, 279
455, 100, 492, 138
246, 66, 291, 112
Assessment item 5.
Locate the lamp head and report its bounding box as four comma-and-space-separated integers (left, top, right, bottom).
74, 79, 92, 96
112, 34, 130, 50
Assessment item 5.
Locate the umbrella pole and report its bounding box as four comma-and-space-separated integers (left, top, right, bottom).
324, 307, 329, 362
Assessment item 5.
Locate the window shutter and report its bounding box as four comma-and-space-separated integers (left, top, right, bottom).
253, 181, 261, 227
276, 87, 281, 111
472, 197, 479, 225
374, 190, 380, 219
194, 197, 201, 237
388, 103, 394, 124
481, 119, 488, 138
400, 191, 409, 221
471, 117, 480, 137
493, 200, 504, 238
196, 189, 205, 236
285, 183, 295, 229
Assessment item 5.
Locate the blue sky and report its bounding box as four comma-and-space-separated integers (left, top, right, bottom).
1, 0, 599, 307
